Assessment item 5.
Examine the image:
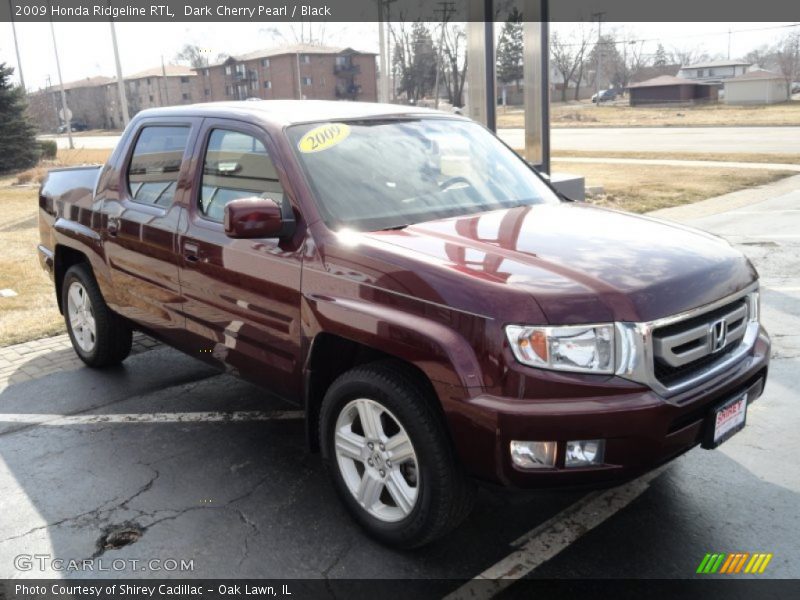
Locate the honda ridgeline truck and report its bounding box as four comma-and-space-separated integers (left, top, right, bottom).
38, 101, 770, 547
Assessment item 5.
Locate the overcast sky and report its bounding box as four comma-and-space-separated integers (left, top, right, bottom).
1, 21, 797, 91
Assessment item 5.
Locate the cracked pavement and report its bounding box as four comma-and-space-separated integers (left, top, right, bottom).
0, 182, 798, 583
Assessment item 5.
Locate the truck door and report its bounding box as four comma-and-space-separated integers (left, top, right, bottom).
177, 118, 304, 400
101, 118, 201, 341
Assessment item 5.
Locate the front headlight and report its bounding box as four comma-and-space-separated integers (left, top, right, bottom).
505, 323, 615, 374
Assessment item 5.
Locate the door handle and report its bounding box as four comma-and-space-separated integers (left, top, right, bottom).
183, 242, 200, 263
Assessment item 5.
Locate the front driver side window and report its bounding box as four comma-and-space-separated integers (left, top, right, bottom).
199, 129, 284, 223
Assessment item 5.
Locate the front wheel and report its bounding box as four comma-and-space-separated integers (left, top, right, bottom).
62, 263, 132, 368
320, 361, 474, 548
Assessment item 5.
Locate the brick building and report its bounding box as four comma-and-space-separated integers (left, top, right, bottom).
28, 66, 198, 132
103, 65, 198, 129
27, 76, 112, 132
195, 44, 377, 103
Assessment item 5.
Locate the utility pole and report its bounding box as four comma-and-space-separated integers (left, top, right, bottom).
49, 17, 73, 149
376, 0, 389, 103
161, 55, 170, 105
109, 15, 130, 127
727, 29, 732, 60
433, 1, 454, 109
592, 12, 605, 106
9, 0, 26, 91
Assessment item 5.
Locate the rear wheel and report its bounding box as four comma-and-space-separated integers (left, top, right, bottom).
62, 264, 132, 367
320, 361, 474, 548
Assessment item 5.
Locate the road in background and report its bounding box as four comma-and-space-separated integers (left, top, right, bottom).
43, 126, 800, 155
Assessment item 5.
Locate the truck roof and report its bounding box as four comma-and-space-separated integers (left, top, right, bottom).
133, 100, 460, 128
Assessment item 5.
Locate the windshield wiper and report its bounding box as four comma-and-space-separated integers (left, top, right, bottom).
377, 224, 409, 231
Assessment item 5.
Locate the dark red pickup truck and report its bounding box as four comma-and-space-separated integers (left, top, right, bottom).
38, 101, 769, 547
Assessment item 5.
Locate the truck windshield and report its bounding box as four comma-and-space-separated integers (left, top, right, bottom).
287, 118, 559, 231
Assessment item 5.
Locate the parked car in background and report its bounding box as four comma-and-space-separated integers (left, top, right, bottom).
37, 101, 770, 548
591, 88, 620, 103
57, 120, 89, 133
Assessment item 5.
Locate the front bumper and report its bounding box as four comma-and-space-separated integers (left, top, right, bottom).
446, 327, 770, 488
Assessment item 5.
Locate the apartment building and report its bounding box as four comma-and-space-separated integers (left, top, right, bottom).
27, 76, 112, 131
28, 66, 198, 131
103, 65, 198, 129
195, 44, 377, 103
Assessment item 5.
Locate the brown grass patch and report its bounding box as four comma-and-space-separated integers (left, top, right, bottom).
552, 161, 795, 213
0, 181, 64, 346
498, 100, 800, 129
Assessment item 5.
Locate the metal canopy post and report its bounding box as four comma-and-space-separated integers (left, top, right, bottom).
523, 0, 550, 174
466, 0, 496, 131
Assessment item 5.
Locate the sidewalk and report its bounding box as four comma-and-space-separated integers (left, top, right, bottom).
0, 332, 159, 389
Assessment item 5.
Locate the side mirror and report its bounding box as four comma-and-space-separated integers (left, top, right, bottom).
223, 197, 295, 239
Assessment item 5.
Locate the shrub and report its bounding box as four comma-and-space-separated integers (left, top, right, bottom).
39, 140, 57, 160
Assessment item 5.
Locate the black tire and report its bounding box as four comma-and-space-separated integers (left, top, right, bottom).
62, 263, 132, 368
320, 360, 474, 548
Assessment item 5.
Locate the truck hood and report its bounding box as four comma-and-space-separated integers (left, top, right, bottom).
364, 203, 757, 323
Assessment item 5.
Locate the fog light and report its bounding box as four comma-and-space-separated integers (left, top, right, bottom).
565, 440, 605, 468
510, 441, 557, 469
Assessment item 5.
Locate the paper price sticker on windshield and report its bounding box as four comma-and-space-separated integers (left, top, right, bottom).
298, 123, 351, 153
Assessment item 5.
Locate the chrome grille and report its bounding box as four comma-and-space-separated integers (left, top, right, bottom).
652, 298, 748, 386
614, 284, 761, 400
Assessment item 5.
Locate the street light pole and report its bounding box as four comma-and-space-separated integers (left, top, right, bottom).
593, 11, 604, 106
9, 0, 27, 91
109, 16, 130, 127
49, 18, 73, 149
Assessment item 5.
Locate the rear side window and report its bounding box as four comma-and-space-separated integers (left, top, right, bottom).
199, 129, 284, 222
127, 126, 190, 207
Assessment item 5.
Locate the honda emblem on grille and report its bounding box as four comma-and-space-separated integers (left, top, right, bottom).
710, 318, 728, 352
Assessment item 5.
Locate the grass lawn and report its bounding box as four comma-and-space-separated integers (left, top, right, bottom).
0, 148, 112, 347
497, 100, 800, 128
556, 161, 795, 213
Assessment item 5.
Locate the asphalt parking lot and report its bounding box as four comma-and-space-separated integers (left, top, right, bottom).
1, 180, 798, 593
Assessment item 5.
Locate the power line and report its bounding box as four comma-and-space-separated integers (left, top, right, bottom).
551, 21, 800, 48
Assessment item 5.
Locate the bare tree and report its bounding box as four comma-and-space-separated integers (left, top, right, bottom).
550, 29, 590, 102
440, 23, 467, 107
175, 44, 209, 68
670, 46, 710, 67
774, 32, 800, 95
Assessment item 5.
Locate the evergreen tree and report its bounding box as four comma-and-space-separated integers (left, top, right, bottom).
653, 44, 669, 67
496, 8, 523, 89
0, 63, 38, 173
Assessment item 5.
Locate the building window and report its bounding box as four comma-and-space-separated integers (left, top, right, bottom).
225, 85, 233, 96
302, 77, 312, 86
225, 65, 232, 75
697, 69, 704, 77
182, 93, 190, 100
335, 56, 348, 66
708, 69, 715, 76
261, 58, 270, 68
146, 78, 151, 85
204, 88, 210, 96
203, 68, 210, 77
180, 76, 189, 83
263, 81, 271, 89
149, 94, 154, 102
300, 54, 311, 64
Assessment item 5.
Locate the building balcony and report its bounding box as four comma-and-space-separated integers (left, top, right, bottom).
334, 63, 361, 75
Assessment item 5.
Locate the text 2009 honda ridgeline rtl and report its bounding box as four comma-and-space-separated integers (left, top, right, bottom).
38, 101, 769, 547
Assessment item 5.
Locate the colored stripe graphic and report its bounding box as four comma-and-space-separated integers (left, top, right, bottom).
698, 552, 771, 574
